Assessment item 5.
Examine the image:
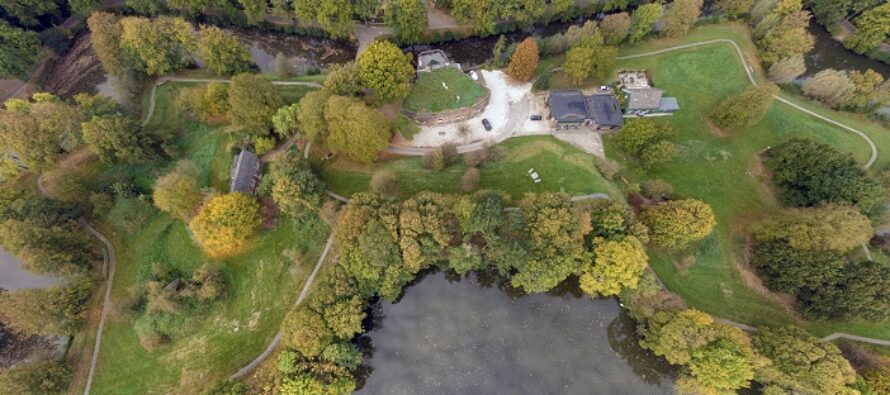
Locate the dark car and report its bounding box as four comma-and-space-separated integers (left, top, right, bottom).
482, 119, 492, 131
530, 115, 542, 121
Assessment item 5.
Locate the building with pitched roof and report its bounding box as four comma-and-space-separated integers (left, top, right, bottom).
548, 90, 623, 131
230, 150, 261, 195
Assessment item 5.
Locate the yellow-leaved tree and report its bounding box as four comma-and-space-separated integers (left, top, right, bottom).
579, 236, 649, 297
641, 199, 716, 250
190, 193, 261, 258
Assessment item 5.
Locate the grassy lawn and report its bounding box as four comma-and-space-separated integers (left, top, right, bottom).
608, 24, 890, 338
86, 84, 330, 394
403, 67, 489, 113
316, 136, 621, 200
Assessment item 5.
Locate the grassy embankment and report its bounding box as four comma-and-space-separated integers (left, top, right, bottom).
86, 81, 330, 394
316, 136, 621, 200
403, 67, 489, 113
607, 23, 890, 338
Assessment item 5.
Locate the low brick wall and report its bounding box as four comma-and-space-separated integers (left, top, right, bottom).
403, 91, 490, 126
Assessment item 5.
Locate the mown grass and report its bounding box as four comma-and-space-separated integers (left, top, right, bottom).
88, 83, 330, 394
316, 136, 621, 200
403, 67, 489, 112
608, 24, 890, 338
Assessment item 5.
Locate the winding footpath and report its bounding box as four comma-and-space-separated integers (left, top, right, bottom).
37, 176, 116, 395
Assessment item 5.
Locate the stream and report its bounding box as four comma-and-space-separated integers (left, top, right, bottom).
356, 272, 675, 395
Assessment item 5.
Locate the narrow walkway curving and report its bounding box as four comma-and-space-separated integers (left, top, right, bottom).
617, 39, 879, 169
38, 176, 116, 395
229, 232, 336, 380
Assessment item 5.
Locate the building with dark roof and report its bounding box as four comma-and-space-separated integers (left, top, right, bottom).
230, 150, 261, 195
548, 90, 623, 130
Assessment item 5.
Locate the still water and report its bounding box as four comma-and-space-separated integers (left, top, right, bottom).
356, 272, 674, 395
0, 248, 57, 291
805, 21, 890, 78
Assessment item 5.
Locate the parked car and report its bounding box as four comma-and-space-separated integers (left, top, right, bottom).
482, 119, 492, 131
530, 115, 542, 121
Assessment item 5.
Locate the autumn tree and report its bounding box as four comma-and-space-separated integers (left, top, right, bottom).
660, 0, 703, 38
753, 325, 856, 394
627, 3, 661, 43
323, 62, 362, 96
0, 21, 41, 79
272, 104, 299, 138
753, 1, 815, 64
88, 12, 134, 78
0, 110, 60, 170
715, 0, 755, 19
753, 205, 872, 253
227, 73, 284, 136
385, 0, 428, 44
600, 12, 630, 45
295, 90, 332, 142
357, 40, 415, 101
269, 151, 326, 217
120, 16, 196, 76
641, 199, 716, 250
848, 2, 890, 54
190, 193, 261, 258
506, 37, 539, 83
768, 55, 806, 84
802, 68, 854, 108
176, 82, 230, 123
323, 95, 391, 164
198, 26, 254, 75
153, 160, 204, 219
847, 69, 890, 112
641, 309, 760, 392
709, 84, 778, 131
579, 236, 648, 297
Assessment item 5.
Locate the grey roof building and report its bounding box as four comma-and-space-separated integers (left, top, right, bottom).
230, 150, 261, 195
548, 90, 623, 130
625, 88, 664, 111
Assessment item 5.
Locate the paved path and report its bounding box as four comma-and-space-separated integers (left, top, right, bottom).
354, 25, 390, 59
229, 232, 335, 380
37, 176, 116, 395
141, 77, 322, 127
617, 39, 879, 169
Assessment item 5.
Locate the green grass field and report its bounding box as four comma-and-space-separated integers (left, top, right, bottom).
86, 84, 330, 394
608, 24, 890, 338
316, 136, 621, 200
403, 67, 489, 113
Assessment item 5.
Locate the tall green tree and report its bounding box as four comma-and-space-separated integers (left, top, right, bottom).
753, 325, 856, 394
119, 16, 196, 76
295, 90, 332, 142
269, 151, 325, 217
385, 0, 428, 44
641, 199, 716, 250
81, 115, 158, 164
753, 205, 873, 253
708, 84, 779, 130
227, 73, 284, 136
848, 2, 890, 54
198, 26, 254, 75
511, 192, 583, 292
0, 0, 59, 26
323, 62, 362, 96
357, 40, 415, 102
238, 0, 266, 25
152, 161, 203, 220
600, 12, 630, 45
627, 3, 661, 43
323, 95, 391, 164
293, 0, 354, 38
0, 21, 41, 79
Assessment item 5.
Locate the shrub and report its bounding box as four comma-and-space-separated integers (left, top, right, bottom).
440, 143, 458, 165
464, 149, 490, 167
460, 167, 480, 192
421, 149, 445, 171
253, 136, 276, 155
642, 180, 674, 201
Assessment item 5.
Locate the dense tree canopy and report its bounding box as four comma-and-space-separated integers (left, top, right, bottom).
293, 0, 354, 38
627, 3, 661, 43
752, 0, 814, 64
385, 0, 427, 43
227, 73, 284, 136
82, 115, 163, 164
660, 0, 703, 38
0, 360, 71, 395
708, 84, 778, 131
323, 62, 362, 96
753, 205, 872, 253
0, 20, 41, 79
579, 236, 648, 297
848, 2, 890, 54
197, 26, 254, 75
120, 16, 195, 77
0, 277, 92, 336
357, 40, 415, 102
641, 199, 716, 250
613, 118, 678, 169
323, 95, 392, 164
295, 90, 331, 142
268, 151, 325, 217
511, 193, 583, 292
0, 0, 58, 26
190, 193, 261, 258
600, 12, 630, 45
153, 161, 204, 219
766, 138, 885, 219
753, 326, 856, 394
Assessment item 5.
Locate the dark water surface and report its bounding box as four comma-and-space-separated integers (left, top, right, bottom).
0, 248, 57, 291
805, 21, 890, 78
356, 272, 674, 395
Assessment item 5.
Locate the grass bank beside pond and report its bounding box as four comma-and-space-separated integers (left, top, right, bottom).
403, 67, 489, 113
609, 24, 890, 339
316, 136, 621, 200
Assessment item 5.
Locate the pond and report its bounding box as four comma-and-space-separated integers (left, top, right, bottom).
0, 247, 57, 291
356, 272, 675, 395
